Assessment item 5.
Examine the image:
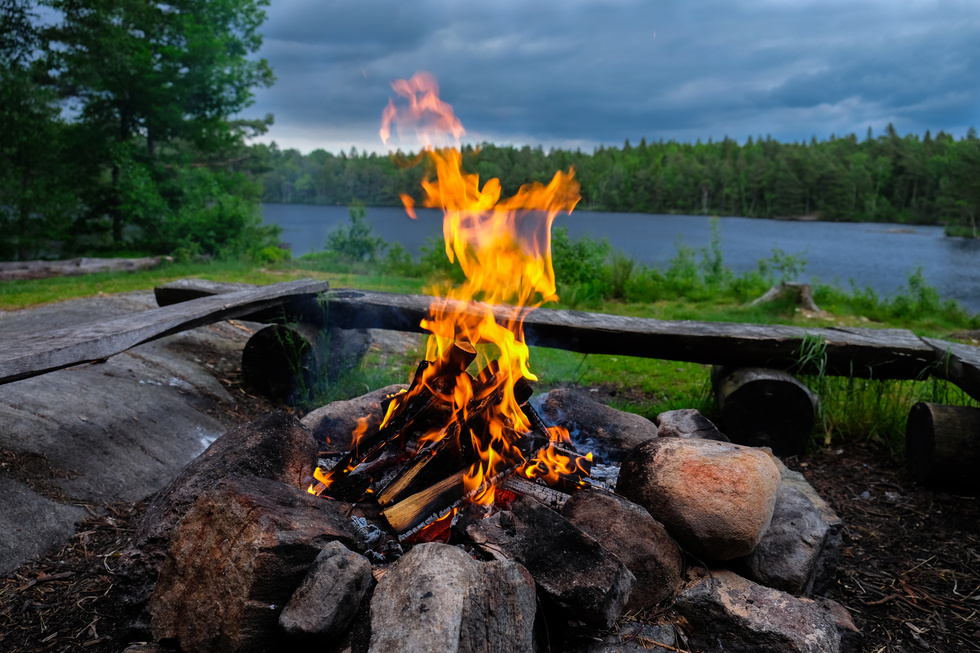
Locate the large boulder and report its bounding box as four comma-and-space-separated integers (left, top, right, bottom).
616, 438, 780, 560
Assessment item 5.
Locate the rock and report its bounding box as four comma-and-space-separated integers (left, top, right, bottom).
562, 490, 683, 609
816, 597, 863, 653
655, 408, 730, 442
326, 327, 372, 382
0, 477, 88, 576
736, 456, 844, 596
118, 411, 318, 621
535, 388, 659, 462
565, 623, 678, 653
149, 476, 359, 653
279, 541, 373, 640
468, 496, 635, 628
368, 542, 536, 653
302, 383, 408, 453
616, 438, 780, 560
732, 453, 843, 595
673, 569, 841, 653
0, 291, 249, 574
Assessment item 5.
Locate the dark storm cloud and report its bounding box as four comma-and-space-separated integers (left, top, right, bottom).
249, 0, 980, 152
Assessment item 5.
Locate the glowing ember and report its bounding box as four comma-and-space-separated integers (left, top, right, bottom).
311, 72, 591, 536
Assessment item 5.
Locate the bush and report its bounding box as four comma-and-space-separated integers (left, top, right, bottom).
325, 201, 386, 263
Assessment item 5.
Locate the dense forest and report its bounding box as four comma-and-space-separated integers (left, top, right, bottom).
0, 0, 280, 261
259, 127, 980, 237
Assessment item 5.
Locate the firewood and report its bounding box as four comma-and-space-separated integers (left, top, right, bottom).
906, 402, 980, 494
498, 475, 571, 508
382, 470, 467, 535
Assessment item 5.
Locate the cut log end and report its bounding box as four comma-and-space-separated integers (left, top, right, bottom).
242, 323, 323, 404
712, 366, 818, 457
906, 402, 980, 495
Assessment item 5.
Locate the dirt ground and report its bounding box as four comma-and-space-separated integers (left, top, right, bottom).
1, 377, 977, 652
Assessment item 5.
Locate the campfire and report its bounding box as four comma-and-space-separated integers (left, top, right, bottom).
307, 72, 593, 542
117, 72, 855, 653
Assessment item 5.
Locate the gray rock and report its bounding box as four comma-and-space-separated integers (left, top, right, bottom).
563, 490, 683, 609
0, 477, 87, 575
468, 496, 635, 629
280, 541, 373, 639
302, 383, 408, 453
617, 438, 781, 560
149, 476, 359, 653
536, 388, 659, 462
732, 476, 841, 595
656, 408, 730, 442
0, 291, 253, 575
673, 569, 840, 653
368, 542, 536, 653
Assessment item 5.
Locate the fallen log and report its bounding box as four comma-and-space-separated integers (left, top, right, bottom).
906, 402, 980, 495
0, 256, 169, 281
711, 366, 818, 456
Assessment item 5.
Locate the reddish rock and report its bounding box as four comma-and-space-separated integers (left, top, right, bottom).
616, 438, 780, 560
302, 383, 407, 453
674, 569, 841, 653
149, 476, 358, 653
368, 542, 536, 653
536, 388, 659, 462
562, 490, 683, 609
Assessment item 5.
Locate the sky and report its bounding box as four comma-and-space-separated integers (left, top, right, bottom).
248, 0, 980, 155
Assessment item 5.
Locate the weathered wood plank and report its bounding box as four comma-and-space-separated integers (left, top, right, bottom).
0, 279, 330, 386
324, 290, 937, 380
922, 338, 980, 402
154, 278, 329, 327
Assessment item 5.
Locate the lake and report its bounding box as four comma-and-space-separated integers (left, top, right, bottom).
262, 204, 980, 315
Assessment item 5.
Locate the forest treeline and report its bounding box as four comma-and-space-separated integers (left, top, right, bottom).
259, 126, 980, 237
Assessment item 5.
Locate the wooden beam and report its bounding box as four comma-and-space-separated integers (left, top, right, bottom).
323, 289, 939, 380
0, 279, 330, 386
922, 338, 980, 402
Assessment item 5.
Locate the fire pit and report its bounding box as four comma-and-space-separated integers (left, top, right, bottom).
113, 74, 858, 653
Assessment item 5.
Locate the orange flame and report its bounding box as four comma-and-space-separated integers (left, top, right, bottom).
381, 72, 581, 505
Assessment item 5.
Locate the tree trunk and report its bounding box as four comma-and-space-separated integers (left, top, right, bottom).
241, 323, 326, 404
906, 402, 980, 495
711, 366, 818, 456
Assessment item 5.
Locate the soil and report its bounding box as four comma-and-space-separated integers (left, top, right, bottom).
1, 376, 977, 652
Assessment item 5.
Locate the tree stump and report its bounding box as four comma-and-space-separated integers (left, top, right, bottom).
906, 402, 980, 495
712, 367, 818, 456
